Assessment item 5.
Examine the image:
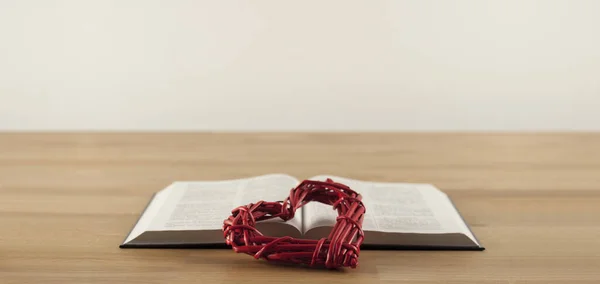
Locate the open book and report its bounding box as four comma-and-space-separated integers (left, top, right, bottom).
120, 174, 484, 250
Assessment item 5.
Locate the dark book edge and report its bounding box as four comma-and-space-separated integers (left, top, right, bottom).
447, 195, 485, 250
360, 244, 483, 251
119, 242, 483, 250
120, 242, 229, 249
119, 192, 157, 248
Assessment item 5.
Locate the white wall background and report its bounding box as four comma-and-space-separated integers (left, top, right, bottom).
1, 0, 599, 131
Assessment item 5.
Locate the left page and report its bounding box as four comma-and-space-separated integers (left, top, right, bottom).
147, 173, 303, 236
122, 183, 175, 244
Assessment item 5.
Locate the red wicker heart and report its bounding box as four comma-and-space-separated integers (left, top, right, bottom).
222, 178, 366, 269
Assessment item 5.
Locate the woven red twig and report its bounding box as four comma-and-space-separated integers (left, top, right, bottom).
222, 178, 366, 269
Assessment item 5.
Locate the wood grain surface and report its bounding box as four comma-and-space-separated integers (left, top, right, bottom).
1, 133, 599, 283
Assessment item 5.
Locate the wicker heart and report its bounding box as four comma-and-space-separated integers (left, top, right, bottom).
222, 178, 366, 269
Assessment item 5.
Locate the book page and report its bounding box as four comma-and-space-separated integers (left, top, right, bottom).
147, 174, 302, 233
237, 173, 303, 231
302, 175, 351, 234
123, 183, 174, 244
303, 175, 474, 240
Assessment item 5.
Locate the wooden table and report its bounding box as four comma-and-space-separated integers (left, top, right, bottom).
1, 133, 599, 283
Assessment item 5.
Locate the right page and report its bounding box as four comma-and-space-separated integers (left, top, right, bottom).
303, 175, 481, 248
